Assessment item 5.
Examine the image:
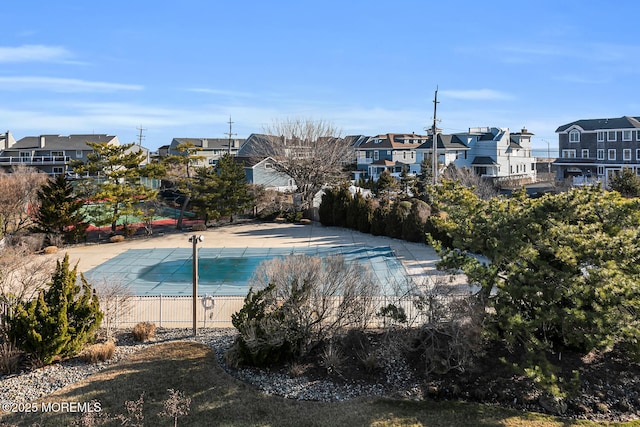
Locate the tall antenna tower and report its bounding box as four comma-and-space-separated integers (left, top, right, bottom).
225, 116, 236, 154
136, 125, 146, 146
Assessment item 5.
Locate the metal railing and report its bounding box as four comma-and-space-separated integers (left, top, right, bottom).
1, 293, 473, 330
0, 156, 70, 165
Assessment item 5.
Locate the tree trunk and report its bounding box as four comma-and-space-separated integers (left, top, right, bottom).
177, 195, 190, 230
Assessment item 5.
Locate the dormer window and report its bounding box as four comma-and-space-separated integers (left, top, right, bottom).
569, 130, 580, 143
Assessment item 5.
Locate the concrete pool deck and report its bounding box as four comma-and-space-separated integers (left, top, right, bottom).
56, 221, 468, 292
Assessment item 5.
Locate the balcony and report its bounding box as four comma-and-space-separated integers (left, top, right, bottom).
0, 155, 70, 165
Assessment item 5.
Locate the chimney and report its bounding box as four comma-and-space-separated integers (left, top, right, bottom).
40, 135, 46, 148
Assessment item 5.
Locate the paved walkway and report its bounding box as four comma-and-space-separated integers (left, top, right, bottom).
55, 221, 469, 293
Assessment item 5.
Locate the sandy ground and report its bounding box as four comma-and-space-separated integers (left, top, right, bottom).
51, 221, 469, 292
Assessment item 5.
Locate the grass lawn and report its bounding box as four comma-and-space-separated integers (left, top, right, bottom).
1, 342, 636, 427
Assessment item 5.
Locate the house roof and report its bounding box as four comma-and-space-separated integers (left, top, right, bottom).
237, 133, 275, 157
555, 116, 640, 132
234, 156, 278, 168
370, 159, 396, 166
417, 134, 468, 150
471, 156, 499, 166
11, 134, 118, 150
358, 133, 424, 150
171, 137, 242, 150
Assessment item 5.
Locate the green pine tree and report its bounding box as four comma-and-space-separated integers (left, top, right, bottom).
31, 174, 87, 244
8, 254, 103, 364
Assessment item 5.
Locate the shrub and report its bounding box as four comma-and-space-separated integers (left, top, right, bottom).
191, 223, 207, 231
80, 340, 115, 363
230, 255, 380, 366
0, 341, 22, 374
7, 254, 103, 364
109, 235, 125, 243
319, 341, 344, 375
43, 245, 58, 254
132, 322, 156, 342
123, 224, 138, 236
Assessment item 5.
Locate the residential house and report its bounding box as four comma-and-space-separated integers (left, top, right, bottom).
0, 134, 121, 176
235, 156, 295, 191
168, 137, 242, 167
451, 127, 536, 183
355, 133, 423, 180
0, 131, 16, 151
415, 133, 470, 176
554, 116, 640, 186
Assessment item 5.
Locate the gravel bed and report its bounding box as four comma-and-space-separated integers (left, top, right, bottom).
1, 328, 416, 406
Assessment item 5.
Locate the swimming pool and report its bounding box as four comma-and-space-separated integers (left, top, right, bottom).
85, 246, 409, 296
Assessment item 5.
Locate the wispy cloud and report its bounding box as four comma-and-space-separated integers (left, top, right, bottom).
186, 88, 256, 98
0, 76, 143, 92
440, 89, 513, 101
0, 44, 72, 63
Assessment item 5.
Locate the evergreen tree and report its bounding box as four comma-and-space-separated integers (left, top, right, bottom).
72, 141, 156, 233
214, 153, 254, 222
431, 183, 640, 357
609, 168, 640, 198
190, 167, 219, 224
374, 169, 398, 198
190, 154, 254, 223
8, 254, 102, 364
31, 174, 87, 244
161, 141, 205, 229
318, 188, 336, 226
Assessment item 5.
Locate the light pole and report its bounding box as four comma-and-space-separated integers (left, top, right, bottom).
189, 234, 204, 336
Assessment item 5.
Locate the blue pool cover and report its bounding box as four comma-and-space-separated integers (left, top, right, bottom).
85, 246, 408, 296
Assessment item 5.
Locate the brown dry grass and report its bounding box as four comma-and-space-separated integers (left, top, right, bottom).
79, 341, 116, 363
1, 341, 631, 427
132, 322, 156, 342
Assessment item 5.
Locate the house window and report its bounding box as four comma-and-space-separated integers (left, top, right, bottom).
636, 149, 640, 160
597, 149, 605, 160
624, 149, 632, 161
637, 130, 640, 141
608, 131, 617, 141
597, 131, 606, 142
52, 167, 63, 175
51, 151, 64, 157
386, 150, 391, 155
597, 166, 604, 175
403, 152, 406, 159
374, 151, 379, 161
569, 130, 580, 143
265, 163, 273, 169
581, 149, 589, 158
623, 130, 632, 141
76, 150, 83, 158
562, 149, 576, 158
608, 149, 616, 160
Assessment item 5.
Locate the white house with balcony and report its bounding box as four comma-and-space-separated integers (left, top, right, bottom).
450, 127, 536, 183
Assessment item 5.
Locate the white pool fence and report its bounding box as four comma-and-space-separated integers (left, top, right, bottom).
1, 293, 472, 330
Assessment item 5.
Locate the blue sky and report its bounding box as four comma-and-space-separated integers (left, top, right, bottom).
2, 1, 639, 154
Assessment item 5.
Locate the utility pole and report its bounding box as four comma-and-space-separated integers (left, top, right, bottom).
225, 116, 236, 154
431, 87, 439, 185
136, 125, 146, 146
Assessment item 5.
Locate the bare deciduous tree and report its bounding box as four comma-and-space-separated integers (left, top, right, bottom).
0, 246, 55, 309
0, 166, 48, 236
93, 278, 134, 339
441, 164, 499, 200
248, 118, 352, 210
